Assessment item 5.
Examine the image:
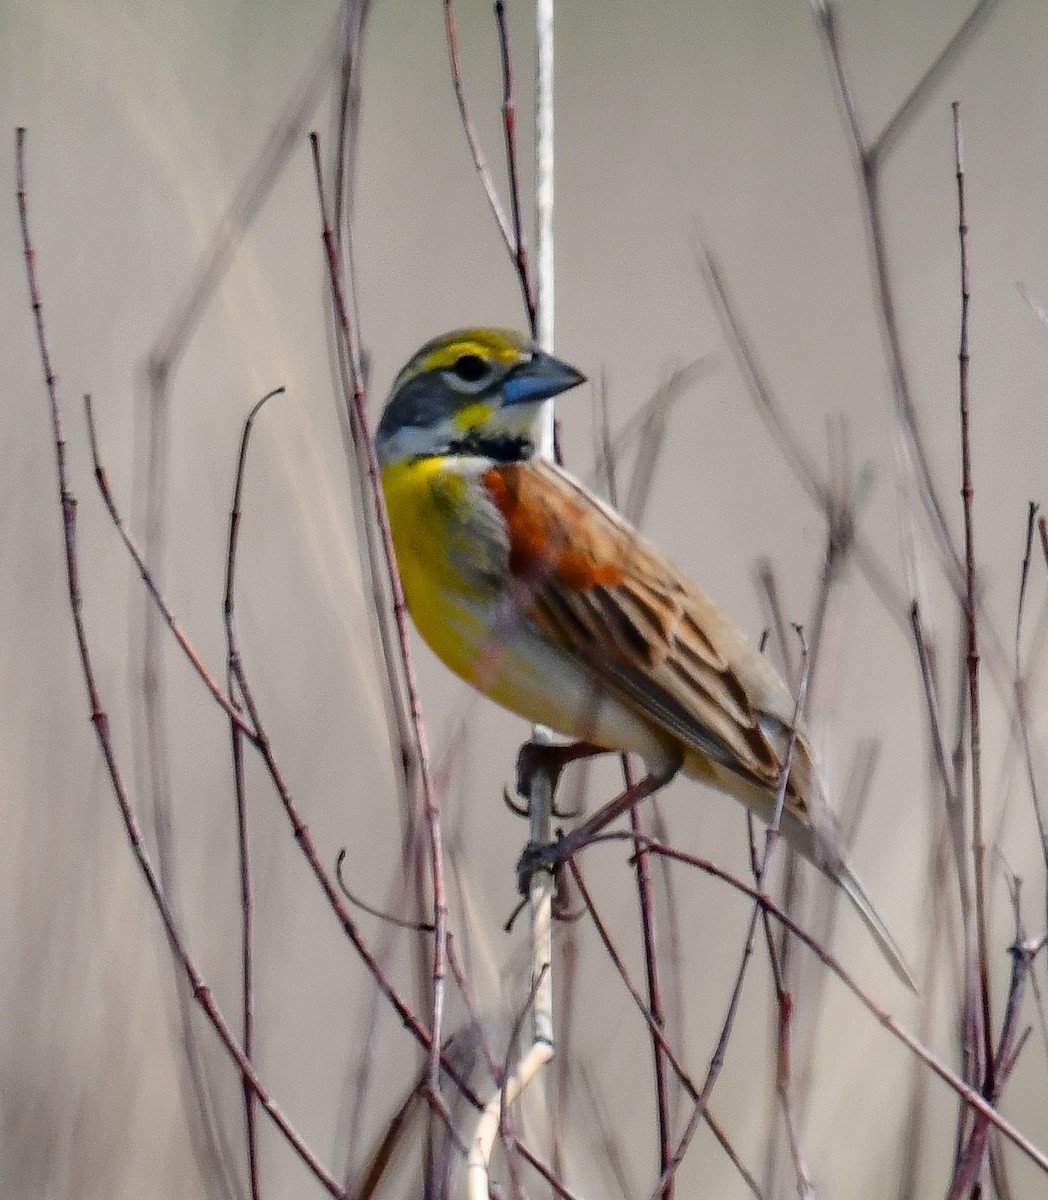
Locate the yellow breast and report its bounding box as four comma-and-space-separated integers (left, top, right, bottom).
380, 457, 491, 680
379, 455, 674, 765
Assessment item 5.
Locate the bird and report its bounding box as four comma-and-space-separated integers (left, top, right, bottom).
375, 327, 914, 989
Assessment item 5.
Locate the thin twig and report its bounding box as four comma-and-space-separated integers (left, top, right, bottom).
814, 2, 965, 593
79, 399, 253, 735
598, 371, 679, 1200
947, 872, 1038, 1200
224, 385, 283, 1200
568, 861, 765, 1199
309, 132, 449, 1104
92, 339, 460, 1114
630, 792, 674, 1198
442, 0, 514, 254
871, 0, 1003, 166
17, 124, 352, 1200
639, 641, 812, 1200
953, 104, 994, 1122
609, 833, 1048, 1182
334, 849, 435, 932
495, 0, 536, 335
1014, 503, 1048, 913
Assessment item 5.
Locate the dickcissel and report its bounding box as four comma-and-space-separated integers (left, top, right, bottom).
377, 328, 913, 988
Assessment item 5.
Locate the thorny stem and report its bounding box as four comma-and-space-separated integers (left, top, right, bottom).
953, 103, 994, 1118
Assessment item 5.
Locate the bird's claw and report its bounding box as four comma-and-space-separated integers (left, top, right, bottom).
504, 781, 581, 821
551, 797, 582, 820
505, 740, 569, 820
502, 783, 530, 817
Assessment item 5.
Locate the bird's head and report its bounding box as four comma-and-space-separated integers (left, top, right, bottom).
375, 328, 585, 467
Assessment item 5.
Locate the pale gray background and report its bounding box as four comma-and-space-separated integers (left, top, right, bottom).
3, 1, 1048, 1196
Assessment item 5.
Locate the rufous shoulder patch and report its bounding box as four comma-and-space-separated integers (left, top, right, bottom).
483, 465, 625, 590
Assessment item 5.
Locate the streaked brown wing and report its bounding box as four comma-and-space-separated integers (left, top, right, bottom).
482, 458, 810, 799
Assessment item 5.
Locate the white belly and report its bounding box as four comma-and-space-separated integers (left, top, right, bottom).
448, 593, 677, 772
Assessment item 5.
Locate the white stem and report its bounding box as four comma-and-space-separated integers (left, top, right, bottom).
534, 0, 556, 440
466, 5, 559, 1196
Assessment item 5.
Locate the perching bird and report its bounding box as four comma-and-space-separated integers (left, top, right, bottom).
376, 327, 913, 988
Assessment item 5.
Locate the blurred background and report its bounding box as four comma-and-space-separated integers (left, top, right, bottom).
3, 0, 1048, 1196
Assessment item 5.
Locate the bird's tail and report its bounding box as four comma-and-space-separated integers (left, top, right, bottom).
695, 753, 916, 990
833, 859, 917, 992
777, 797, 917, 993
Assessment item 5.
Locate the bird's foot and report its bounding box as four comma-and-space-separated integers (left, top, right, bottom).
504, 738, 603, 820
516, 836, 564, 894
515, 835, 587, 921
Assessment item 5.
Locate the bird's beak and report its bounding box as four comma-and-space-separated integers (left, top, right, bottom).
501, 349, 586, 407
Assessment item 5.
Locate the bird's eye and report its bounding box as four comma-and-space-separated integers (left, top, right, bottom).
452, 354, 488, 383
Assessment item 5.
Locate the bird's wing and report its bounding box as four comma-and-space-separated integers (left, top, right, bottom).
482, 458, 815, 808
481, 459, 927, 992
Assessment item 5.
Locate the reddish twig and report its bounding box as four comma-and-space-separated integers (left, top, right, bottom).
442, 0, 514, 254
1014, 503, 1048, 912
79, 400, 253, 735
953, 104, 994, 1123
334, 848, 435, 932
719, 834, 1036, 1195
947, 873, 1039, 1200
494, 0, 536, 335
568, 859, 764, 1199
629, 790, 674, 1198
91, 340, 457, 1107
815, 2, 962, 589
308, 132, 449, 1110
775, 992, 814, 1200
223, 385, 284, 1200
17, 124, 351, 1200
597, 373, 679, 1199
600, 833, 1048, 1180
723, 638, 812, 1200
26, 126, 491, 1143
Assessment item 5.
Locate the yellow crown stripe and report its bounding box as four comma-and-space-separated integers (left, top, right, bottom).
420, 328, 524, 373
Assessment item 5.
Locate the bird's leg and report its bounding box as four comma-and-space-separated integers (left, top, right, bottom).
505, 738, 605, 819
516, 756, 680, 893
